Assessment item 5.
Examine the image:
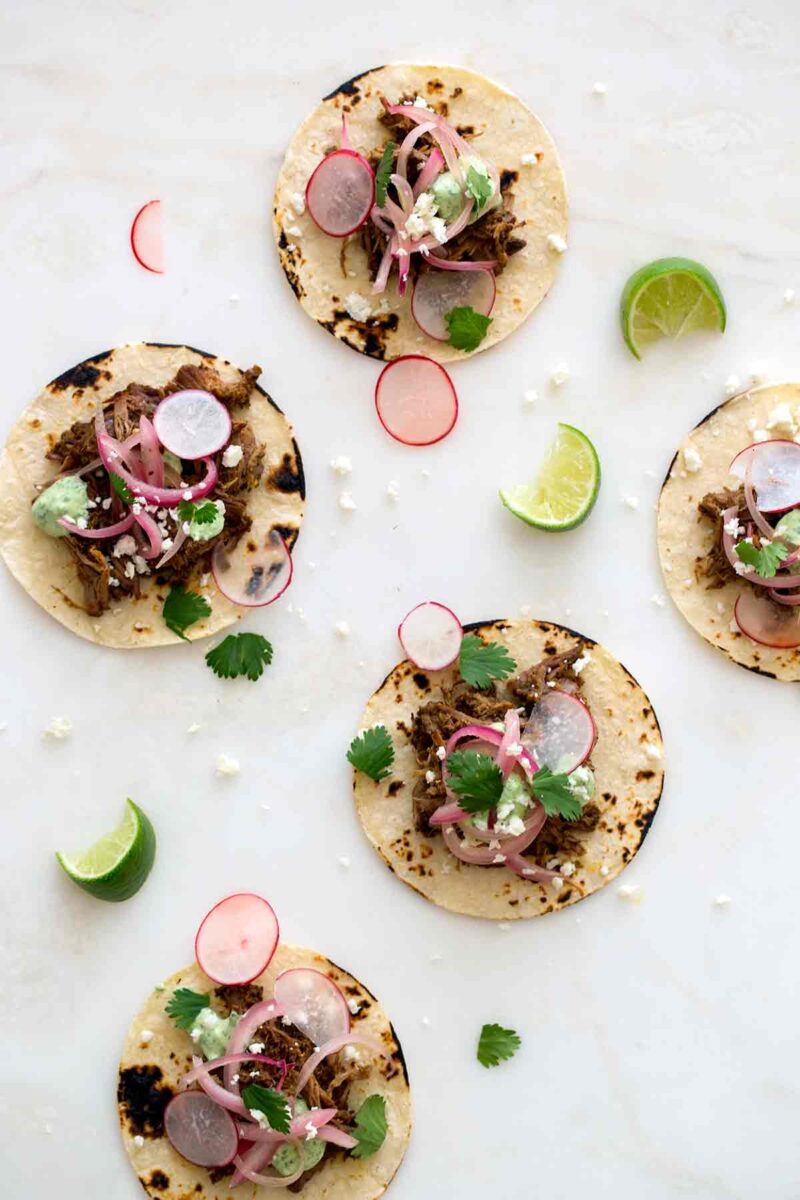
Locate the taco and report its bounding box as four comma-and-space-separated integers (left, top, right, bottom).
0, 343, 304, 648
119, 894, 411, 1199
350, 616, 664, 920
658, 383, 800, 679
273, 64, 567, 362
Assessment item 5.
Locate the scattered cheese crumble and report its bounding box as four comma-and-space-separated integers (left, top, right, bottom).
618, 883, 642, 902
330, 455, 353, 476
334, 620, 350, 638
222, 444, 244, 468
683, 445, 703, 472
45, 717, 72, 739
215, 753, 240, 778
344, 292, 373, 322
550, 363, 570, 386
338, 492, 357, 511
547, 232, 568, 253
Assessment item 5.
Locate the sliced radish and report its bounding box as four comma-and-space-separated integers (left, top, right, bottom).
153, 390, 232, 461
398, 601, 463, 670
164, 1091, 238, 1167
729, 440, 800, 513
305, 150, 375, 237
212, 526, 292, 608
273, 968, 350, 1047
130, 199, 164, 274
375, 355, 458, 447
411, 269, 496, 341
195, 893, 279, 985
521, 690, 596, 774
734, 588, 800, 648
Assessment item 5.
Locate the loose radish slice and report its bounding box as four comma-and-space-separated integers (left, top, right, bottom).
273, 968, 350, 1046
130, 200, 164, 274
164, 1091, 238, 1167
305, 150, 375, 237
153, 390, 232, 460
734, 588, 800, 648
411, 269, 496, 341
729, 440, 800, 513
398, 601, 463, 669
521, 690, 596, 774
212, 526, 292, 608
375, 355, 458, 447
195, 893, 279, 985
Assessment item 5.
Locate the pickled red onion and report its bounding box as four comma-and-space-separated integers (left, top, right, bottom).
133, 510, 162, 559
224, 998, 284, 1095
233, 1139, 305, 1188
396, 122, 436, 180
424, 251, 498, 272
57, 512, 136, 539
138, 415, 165, 487
413, 148, 445, 198
294, 1034, 388, 1099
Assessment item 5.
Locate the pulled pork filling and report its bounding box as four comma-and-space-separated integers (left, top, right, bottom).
696, 485, 773, 591
43, 363, 265, 617
410, 647, 600, 863
358, 97, 526, 284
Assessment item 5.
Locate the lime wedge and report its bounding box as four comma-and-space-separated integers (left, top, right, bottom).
56, 798, 156, 902
620, 256, 726, 359
499, 423, 601, 531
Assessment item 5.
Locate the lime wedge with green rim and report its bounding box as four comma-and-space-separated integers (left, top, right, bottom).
620, 256, 726, 359
499, 423, 601, 531
56, 798, 156, 901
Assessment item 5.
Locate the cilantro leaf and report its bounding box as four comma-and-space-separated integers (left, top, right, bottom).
347, 725, 395, 782
240, 1084, 291, 1135
458, 634, 516, 688
350, 1094, 388, 1159
110, 473, 134, 504
532, 766, 582, 822
445, 750, 504, 815
444, 305, 493, 352
477, 1023, 521, 1068
163, 586, 212, 641
465, 164, 494, 215
177, 499, 218, 526
734, 538, 789, 579
165, 987, 210, 1031
375, 142, 396, 208
205, 633, 273, 682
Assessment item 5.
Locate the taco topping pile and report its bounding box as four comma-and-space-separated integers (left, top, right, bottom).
695, 438, 800, 648
31, 362, 291, 625
155, 895, 391, 1190
305, 95, 526, 346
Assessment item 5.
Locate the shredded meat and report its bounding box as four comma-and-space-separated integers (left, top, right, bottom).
507, 646, 581, 707
694, 486, 748, 589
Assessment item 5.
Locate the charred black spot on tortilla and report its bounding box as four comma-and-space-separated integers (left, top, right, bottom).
557, 890, 573, 904
267, 453, 303, 494
457, 124, 476, 137
427, 78, 445, 93
740, 659, 778, 680
388, 780, 404, 795
500, 169, 519, 192
146, 1170, 170, 1191
413, 671, 430, 690
323, 66, 384, 101
50, 362, 102, 391
273, 523, 299, 550
118, 1065, 173, 1138
388, 1022, 410, 1083
636, 769, 655, 781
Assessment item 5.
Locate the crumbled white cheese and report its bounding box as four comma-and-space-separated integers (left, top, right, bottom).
724, 374, 741, 397
436, 746, 447, 761
334, 620, 350, 638
338, 856, 351, 869
222, 443, 244, 468
618, 883, 642, 902
592, 81, 608, 95
348, 998, 361, 1015
723, 517, 743, 538
286, 223, 302, 238
547, 232, 568, 253
248, 1041, 265, 1053
425, 770, 436, 784
651, 594, 665, 608
112, 534, 137, 557
713, 894, 732, 907
643, 741, 662, 762
290, 192, 306, 216
573, 653, 591, 673
187, 723, 201, 735
784, 288, 796, 304
622, 495, 640, 510
599, 864, 609, 877
522, 388, 538, 407
520, 151, 541, 166
330, 455, 353, 476
561, 861, 576, 877
752, 428, 769, 443
683, 445, 703, 472
338, 491, 357, 511
45, 717, 72, 739
403, 191, 446, 244
550, 363, 570, 386
344, 292, 373, 322
551, 876, 564, 890
386, 480, 399, 501
215, 753, 240, 777
766, 402, 797, 435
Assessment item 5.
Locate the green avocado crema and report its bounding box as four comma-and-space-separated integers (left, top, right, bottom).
272, 1099, 327, 1178
190, 1007, 239, 1060
775, 508, 800, 548
32, 476, 90, 538
429, 172, 463, 223
186, 501, 225, 543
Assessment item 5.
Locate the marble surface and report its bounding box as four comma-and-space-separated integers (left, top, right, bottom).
2, 2, 800, 1197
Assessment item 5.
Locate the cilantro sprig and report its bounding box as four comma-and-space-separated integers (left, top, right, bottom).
165, 987, 209, 1031
350, 1094, 388, 1159
735, 538, 789, 579
375, 142, 396, 208
111, 473, 134, 504
465, 164, 494, 215
532, 766, 582, 822
444, 306, 493, 353
348, 725, 395, 782
163, 586, 212, 640
240, 1084, 291, 1135
205, 633, 273, 682
445, 750, 504, 815
177, 498, 219, 526
477, 1023, 521, 1068
459, 634, 516, 688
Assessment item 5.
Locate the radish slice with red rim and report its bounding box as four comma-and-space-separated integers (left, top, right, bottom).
521, 690, 596, 774
153, 390, 232, 461
195, 893, 279, 985
398, 601, 463, 669
729, 440, 800, 513
273, 968, 350, 1047
164, 1091, 238, 1167
734, 588, 800, 647
411, 268, 496, 341
130, 199, 164, 274
212, 526, 293, 608
375, 355, 458, 447
305, 150, 375, 237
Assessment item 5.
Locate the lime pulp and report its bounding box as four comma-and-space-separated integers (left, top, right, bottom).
499, 423, 601, 531
620, 256, 726, 359
56, 798, 156, 902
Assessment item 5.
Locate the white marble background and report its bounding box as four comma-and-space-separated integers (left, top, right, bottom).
2, 1, 799, 1197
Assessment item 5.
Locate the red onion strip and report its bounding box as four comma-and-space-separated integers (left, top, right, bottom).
413, 148, 445, 199
224, 999, 284, 1095
722, 505, 800, 588
396, 122, 436, 181
57, 512, 136, 539
294, 1034, 388, 1099
138, 415, 165, 488
425, 251, 498, 273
